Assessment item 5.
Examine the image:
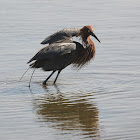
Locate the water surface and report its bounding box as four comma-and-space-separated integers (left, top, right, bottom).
0, 0, 140, 139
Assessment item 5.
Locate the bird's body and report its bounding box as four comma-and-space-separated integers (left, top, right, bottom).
27, 25, 100, 85
29, 42, 83, 71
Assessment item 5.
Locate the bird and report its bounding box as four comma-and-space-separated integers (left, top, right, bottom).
27, 25, 100, 86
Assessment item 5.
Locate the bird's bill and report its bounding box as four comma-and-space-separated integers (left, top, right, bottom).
91, 32, 100, 43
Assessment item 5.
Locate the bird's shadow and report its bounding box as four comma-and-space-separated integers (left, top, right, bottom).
30, 82, 101, 139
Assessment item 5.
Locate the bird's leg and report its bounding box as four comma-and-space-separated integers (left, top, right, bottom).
53, 70, 61, 84
43, 71, 56, 85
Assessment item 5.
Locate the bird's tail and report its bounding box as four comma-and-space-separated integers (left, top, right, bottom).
29, 61, 43, 68
29, 62, 35, 67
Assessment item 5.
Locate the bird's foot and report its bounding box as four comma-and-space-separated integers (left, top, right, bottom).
42, 81, 47, 87
53, 81, 56, 85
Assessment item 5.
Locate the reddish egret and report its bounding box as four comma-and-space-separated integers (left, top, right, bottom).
27, 25, 100, 85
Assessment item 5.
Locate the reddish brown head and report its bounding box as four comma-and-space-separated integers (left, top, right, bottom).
80, 25, 100, 43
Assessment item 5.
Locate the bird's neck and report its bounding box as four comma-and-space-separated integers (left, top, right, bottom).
81, 33, 88, 42
82, 36, 95, 51
72, 36, 96, 69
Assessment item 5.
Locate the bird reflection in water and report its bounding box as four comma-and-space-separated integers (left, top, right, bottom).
32, 85, 100, 139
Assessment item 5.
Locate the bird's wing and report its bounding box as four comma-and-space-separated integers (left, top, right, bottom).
40, 28, 80, 45
27, 43, 76, 63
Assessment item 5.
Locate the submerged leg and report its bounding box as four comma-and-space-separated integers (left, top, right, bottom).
53, 70, 61, 84
43, 71, 56, 85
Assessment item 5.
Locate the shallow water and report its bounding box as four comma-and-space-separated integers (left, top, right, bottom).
0, 0, 140, 139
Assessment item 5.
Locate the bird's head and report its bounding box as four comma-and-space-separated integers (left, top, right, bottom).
79, 25, 100, 43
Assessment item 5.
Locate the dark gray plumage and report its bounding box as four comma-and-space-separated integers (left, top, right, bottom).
40, 28, 80, 44
27, 26, 100, 85
28, 42, 79, 65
